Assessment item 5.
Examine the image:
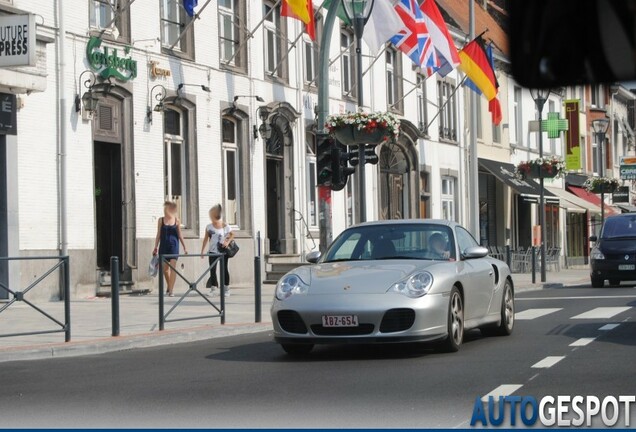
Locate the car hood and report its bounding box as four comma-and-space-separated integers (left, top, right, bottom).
307, 260, 436, 295
597, 238, 636, 254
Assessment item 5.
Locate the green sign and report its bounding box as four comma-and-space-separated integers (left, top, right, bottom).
86, 36, 137, 81
541, 112, 569, 139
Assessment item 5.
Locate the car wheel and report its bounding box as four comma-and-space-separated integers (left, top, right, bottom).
482, 279, 514, 337
591, 276, 605, 288
609, 279, 621, 286
281, 344, 314, 357
440, 287, 463, 352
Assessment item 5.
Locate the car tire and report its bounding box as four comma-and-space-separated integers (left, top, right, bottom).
609, 279, 621, 287
591, 276, 605, 288
482, 279, 514, 337
281, 344, 314, 357
440, 287, 463, 353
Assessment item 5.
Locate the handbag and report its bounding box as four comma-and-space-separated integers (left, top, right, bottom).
218, 240, 240, 258
148, 254, 159, 277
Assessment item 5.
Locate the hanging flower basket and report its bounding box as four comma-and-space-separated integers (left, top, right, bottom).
326, 111, 400, 146
584, 177, 619, 194
515, 157, 565, 180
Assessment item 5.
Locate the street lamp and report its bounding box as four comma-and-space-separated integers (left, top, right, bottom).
530, 88, 551, 283
256, 105, 272, 140
592, 117, 610, 229
342, 0, 374, 223
147, 84, 167, 124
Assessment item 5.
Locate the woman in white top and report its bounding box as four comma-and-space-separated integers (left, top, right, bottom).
200, 204, 233, 296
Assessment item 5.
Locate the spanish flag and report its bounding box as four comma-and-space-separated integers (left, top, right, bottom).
458, 36, 497, 102
282, 0, 316, 40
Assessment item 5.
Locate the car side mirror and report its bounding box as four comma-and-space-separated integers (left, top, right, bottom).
462, 246, 489, 260
305, 251, 322, 264
589, 235, 598, 242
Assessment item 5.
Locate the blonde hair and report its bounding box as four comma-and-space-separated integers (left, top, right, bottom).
209, 204, 222, 218
164, 200, 177, 210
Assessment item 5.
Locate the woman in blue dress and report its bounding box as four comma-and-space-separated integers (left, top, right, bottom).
153, 201, 188, 296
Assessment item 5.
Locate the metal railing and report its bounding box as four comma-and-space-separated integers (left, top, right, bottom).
158, 253, 225, 330
0, 256, 71, 342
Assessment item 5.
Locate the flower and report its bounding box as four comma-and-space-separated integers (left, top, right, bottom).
326, 111, 401, 142
583, 176, 620, 192
515, 157, 566, 179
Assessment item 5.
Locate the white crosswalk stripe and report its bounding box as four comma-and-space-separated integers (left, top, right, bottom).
532, 356, 566, 368
599, 323, 620, 331
570, 337, 596, 347
480, 384, 524, 402
570, 307, 631, 320
515, 308, 562, 320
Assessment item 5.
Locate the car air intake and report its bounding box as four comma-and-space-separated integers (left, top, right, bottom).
310, 324, 375, 336
380, 308, 416, 333
277, 310, 308, 334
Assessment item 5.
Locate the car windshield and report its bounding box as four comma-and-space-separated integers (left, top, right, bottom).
322, 224, 456, 262
601, 216, 636, 239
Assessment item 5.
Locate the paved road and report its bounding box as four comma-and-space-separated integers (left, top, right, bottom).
0, 284, 634, 428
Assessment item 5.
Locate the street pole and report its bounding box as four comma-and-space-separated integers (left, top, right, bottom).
537, 102, 547, 283
317, 1, 341, 252
468, 0, 480, 237
353, 16, 366, 223
598, 131, 606, 228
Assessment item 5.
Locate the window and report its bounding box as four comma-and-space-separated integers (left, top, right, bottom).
219, 0, 247, 70
346, 173, 356, 227
160, 0, 194, 57
591, 85, 604, 108
438, 79, 457, 142
513, 86, 522, 145
492, 123, 501, 143
475, 95, 483, 139
306, 133, 318, 227
441, 176, 456, 221
164, 109, 188, 227
304, 35, 317, 86
548, 100, 556, 154
592, 132, 599, 175
456, 226, 479, 252
341, 29, 355, 98
416, 73, 428, 135
89, 0, 130, 42
264, 1, 287, 80
386, 48, 403, 112
222, 118, 240, 226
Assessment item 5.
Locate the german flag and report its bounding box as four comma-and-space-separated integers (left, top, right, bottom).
459, 36, 497, 102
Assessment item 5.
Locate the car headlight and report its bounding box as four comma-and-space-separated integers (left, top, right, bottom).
276, 274, 309, 300
591, 248, 605, 260
389, 272, 433, 298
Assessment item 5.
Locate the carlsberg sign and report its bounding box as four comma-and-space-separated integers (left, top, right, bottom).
86, 36, 137, 81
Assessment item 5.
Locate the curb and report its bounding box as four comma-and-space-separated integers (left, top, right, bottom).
0, 322, 271, 363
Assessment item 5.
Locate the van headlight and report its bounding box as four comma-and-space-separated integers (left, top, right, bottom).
276, 274, 309, 300
591, 249, 605, 260
389, 272, 433, 298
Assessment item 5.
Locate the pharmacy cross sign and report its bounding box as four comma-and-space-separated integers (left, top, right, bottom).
541, 112, 569, 139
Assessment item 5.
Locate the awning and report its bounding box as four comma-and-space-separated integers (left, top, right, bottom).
546, 186, 601, 214
479, 158, 559, 203
616, 203, 636, 213
567, 186, 619, 217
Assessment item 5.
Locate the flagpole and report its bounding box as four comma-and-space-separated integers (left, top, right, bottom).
468, 0, 480, 239
168, 0, 214, 51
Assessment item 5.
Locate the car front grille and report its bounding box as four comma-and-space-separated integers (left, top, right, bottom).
277, 310, 308, 334
380, 308, 416, 333
310, 324, 375, 336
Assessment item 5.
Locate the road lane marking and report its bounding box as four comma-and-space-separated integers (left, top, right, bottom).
570, 307, 631, 319
517, 295, 636, 301
532, 356, 566, 368
515, 308, 562, 320
481, 384, 523, 402
599, 323, 620, 331
570, 337, 596, 347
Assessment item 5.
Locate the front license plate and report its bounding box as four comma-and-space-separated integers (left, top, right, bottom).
619, 264, 635, 271
322, 315, 359, 327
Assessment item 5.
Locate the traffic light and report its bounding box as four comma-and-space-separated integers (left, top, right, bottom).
316, 135, 334, 187
331, 146, 356, 191
349, 144, 379, 166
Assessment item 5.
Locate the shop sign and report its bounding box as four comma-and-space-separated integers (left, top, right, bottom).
86, 36, 137, 81
620, 156, 636, 180
0, 14, 36, 67
0, 93, 17, 135
149, 61, 171, 79
612, 186, 629, 203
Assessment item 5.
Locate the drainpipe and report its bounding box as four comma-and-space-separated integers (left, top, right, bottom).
57, 1, 68, 272
610, 87, 619, 170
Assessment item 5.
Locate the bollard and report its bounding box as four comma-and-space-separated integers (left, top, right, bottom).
531, 246, 536, 284
506, 245, 512, 268
254, 256, 262, 323
159, 254, 165, 331
63, 256, 71, 342
110, 256, 120, 337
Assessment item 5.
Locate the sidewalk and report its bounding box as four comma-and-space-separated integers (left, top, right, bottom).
0, 268, 591, 363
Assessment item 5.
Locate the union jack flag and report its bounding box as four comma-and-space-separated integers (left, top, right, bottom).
390, 0, 437, 69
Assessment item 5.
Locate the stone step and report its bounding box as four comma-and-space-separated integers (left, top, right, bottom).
269, 262, 310, 273
265, 254, 303, 264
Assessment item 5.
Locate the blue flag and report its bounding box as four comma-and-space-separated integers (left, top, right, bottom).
183, 0, 198, 17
